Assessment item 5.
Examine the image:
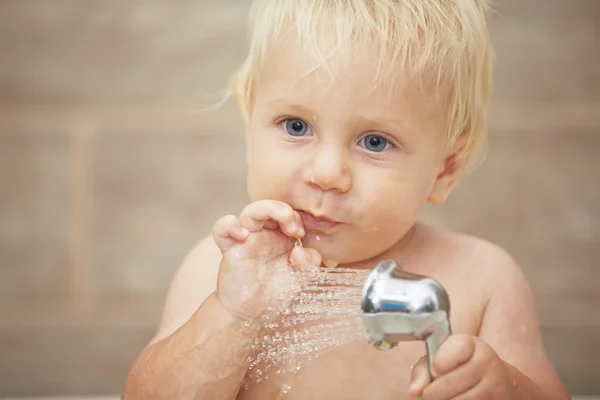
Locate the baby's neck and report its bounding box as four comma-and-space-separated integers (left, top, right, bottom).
333, 222, 427, 272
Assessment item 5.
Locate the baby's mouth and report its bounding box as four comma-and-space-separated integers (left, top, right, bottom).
298, 210, 342, 232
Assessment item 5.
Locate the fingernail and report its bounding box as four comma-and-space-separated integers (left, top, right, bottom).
311, 255, 322, 267
408, 382, 418, 393
408, 377, 423, 393
408, 379, 416, 391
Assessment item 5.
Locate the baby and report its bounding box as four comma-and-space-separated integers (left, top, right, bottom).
124, 1, 570, 399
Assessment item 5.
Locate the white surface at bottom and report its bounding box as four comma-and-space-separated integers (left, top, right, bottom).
2, 396, 599, 399
1, 396, 598, 400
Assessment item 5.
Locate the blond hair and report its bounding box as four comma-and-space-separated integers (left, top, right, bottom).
229, 0, 495, 169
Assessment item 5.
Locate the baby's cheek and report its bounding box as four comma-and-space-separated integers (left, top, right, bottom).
356, 206, 408, 240
247, 167, 293, 202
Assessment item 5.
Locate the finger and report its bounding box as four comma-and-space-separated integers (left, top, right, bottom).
290, 246, 313, 271
408, 356, 431, 398
289, 247, 322, 271
422, 336, 483, 400
420, 362, 481, 400
433, 334, 475, 376
294, 210, 305, 237
212, 215, 249, 252
239, 200, 302, 238
304, 248, 322, 268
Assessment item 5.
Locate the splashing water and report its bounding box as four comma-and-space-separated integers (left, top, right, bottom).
242, 267, 370, 391
277, 384, 292, 398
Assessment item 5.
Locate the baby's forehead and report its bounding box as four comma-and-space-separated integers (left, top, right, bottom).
266, 37, 433, 87
256, 42, 447, 119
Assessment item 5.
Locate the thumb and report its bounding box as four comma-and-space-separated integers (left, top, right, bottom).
289, 246, 322, 271
408, 356, 431, 398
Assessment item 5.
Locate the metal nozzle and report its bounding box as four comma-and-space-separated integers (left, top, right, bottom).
360, 260, 452, 379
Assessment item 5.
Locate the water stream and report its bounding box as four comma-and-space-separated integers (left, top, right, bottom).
243, 267, 371, 390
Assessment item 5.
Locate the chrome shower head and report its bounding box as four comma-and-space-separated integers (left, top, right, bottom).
360, 260, 452, 379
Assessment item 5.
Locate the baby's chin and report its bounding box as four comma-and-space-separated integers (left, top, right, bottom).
299, 227, 407, 269
300, 230, 364, 268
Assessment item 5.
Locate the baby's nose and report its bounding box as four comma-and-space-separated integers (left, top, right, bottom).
304, 147, 352, 192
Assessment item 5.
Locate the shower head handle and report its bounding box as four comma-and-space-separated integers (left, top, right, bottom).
360, 260, 452, 379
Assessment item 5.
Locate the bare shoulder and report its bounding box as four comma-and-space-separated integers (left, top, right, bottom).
423, 225, 569, 396
418, 224, 529, 320
148, 234, 222, 345
454, 231, 527, 295
427, 225, 524, 286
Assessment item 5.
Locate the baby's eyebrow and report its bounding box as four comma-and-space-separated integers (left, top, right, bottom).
267, 99, 315, 115
358, 115, 409, 133
267, 99, 322, 124
267, 98, 410, 134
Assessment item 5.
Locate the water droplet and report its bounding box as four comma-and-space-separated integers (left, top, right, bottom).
315, 235, 321, 241
243, 268, 370, 384
281, 384, 292, 394
245, 320, 251, 327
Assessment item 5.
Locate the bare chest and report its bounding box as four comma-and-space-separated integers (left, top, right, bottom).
239, 234, 486, 399
238, 339, 423, 400
238, 307, 479, 400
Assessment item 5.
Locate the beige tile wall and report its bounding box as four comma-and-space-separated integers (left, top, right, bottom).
0, 0, 598, 396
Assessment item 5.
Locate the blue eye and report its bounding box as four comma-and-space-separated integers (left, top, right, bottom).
359, 135, 391, 152
282, 119, 312, 137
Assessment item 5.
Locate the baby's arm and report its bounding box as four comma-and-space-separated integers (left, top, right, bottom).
476, 250, 570, 399
122, 237, 255, 400
123, 200, 311, 400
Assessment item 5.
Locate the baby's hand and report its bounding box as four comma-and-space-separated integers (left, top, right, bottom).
408, 335, 516, 400
212, 200, 322, 322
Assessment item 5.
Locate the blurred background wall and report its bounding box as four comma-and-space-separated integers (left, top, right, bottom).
0, 0, 598, 397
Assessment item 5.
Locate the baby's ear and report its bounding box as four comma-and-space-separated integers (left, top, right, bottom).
427, 135, 469, 205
